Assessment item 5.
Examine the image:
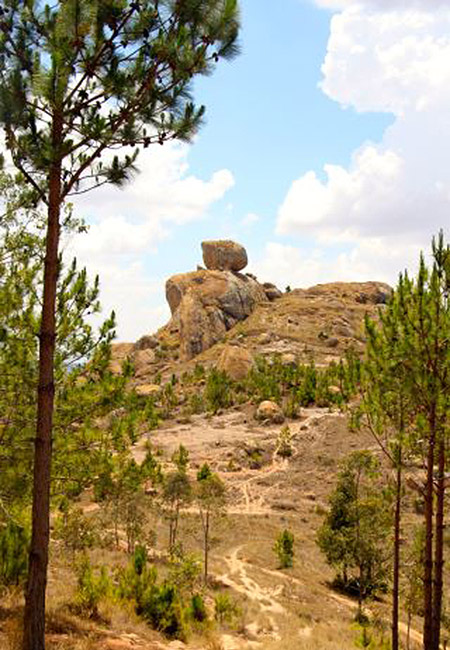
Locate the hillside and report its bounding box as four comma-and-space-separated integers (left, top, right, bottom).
2, 242, 436, 650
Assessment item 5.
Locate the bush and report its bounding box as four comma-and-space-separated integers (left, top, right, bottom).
205, 369, 231, 413
214, 592, 240, 626
73, 555, 110, 618
54, 504, 98, 555
273, 529, 294, 568
276, 425, 293, 458
189, 593, 208, 622
0, 521, 29, 587
141, 582, 186, 639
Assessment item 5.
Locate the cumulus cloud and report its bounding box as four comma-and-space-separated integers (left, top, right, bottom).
315, 0, 450, 11
278, 2, 450, 285
67, 142, 234, 340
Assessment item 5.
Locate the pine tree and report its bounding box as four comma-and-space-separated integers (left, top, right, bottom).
0, 3, 240, 648
196, 465, 226, 584
317, 450, 390, 619
360, 232, 450, 650
355, 298, 417, 650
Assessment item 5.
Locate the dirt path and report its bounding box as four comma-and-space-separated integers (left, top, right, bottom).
232, 408, 342, 516
218, 545, 285, 640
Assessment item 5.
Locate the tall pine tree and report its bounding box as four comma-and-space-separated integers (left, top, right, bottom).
361, 233, 450, 650
0, 3, 240, 648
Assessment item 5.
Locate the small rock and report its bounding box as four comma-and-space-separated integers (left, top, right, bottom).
135, 384, 161, 398
255, 400, 285, 424
281, 353, 297, 367
325, 337, 339, 348
263, 282, 282, 301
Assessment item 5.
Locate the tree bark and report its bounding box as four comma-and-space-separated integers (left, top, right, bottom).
431, 439, 446, 650
423, 429, 435, 650
203, 510, 209, 585
392, 461, 402, 650
23, 113, 63, 650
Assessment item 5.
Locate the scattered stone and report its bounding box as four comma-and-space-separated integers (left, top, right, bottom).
201, 239, 248, 271
135, 384, 161, 398
259, 332, 273, 345
217, 345, 255, 381
255, 400, 285, 424
281, 353, 296, 366
263, 282, 282, 301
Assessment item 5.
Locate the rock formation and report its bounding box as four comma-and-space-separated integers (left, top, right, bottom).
163, 240, 268, 360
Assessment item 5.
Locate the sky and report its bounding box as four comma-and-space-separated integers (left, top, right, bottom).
68, 0, 450, 341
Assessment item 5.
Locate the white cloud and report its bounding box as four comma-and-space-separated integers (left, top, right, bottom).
241, 212, 260, 227
67, 142, 234, 340
315, 1, 450, 11
278, 3, 450, 285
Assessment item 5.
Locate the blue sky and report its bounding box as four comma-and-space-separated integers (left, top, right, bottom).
71, 0, 450, 340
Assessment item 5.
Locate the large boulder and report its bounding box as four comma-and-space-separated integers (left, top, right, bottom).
165, 269, 267, 360
201, 240, 248, 272
217, 345, 254, 381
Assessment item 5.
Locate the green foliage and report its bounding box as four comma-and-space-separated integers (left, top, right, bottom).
243, 355, 358, 410
273, 529, 294, 568
205, 368, 232, 413
162, 469, 192, 552
0, 171, 132, 511
214, 592, 241, 626
169, 551, 202, 597
188, 593, 208, 623
140, 582, 186, 640
117, 548, 186, 639
172, 445, 190, 473
317, 451, 389, 601
54, 504, 98, 556
73, 556, 110, 619
0, 521, 29, 587
197, 463, 213, 482
0, 1, 240, 204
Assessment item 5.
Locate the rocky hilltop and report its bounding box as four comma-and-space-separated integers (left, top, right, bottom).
111, 240, 391, 382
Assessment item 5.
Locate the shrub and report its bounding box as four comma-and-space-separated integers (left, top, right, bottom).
189, 593, 208, 622
276, 425, 293, 458
54, 504, 98, 555
214, 592, 241, 626
0, 521, 29, 587
73, 556, 110, 618
273, 529, 294, 568
141, 582, 186, 639
205, 369, 231, 413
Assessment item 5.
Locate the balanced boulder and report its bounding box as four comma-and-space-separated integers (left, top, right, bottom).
201, 240, 248, 272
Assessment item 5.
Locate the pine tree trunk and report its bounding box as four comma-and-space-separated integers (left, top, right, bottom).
423, 429, 435, 650
22, 113, 63, 650
204, 511, 209, 585
431, 439, 446, 650
392, 462, 402, 650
